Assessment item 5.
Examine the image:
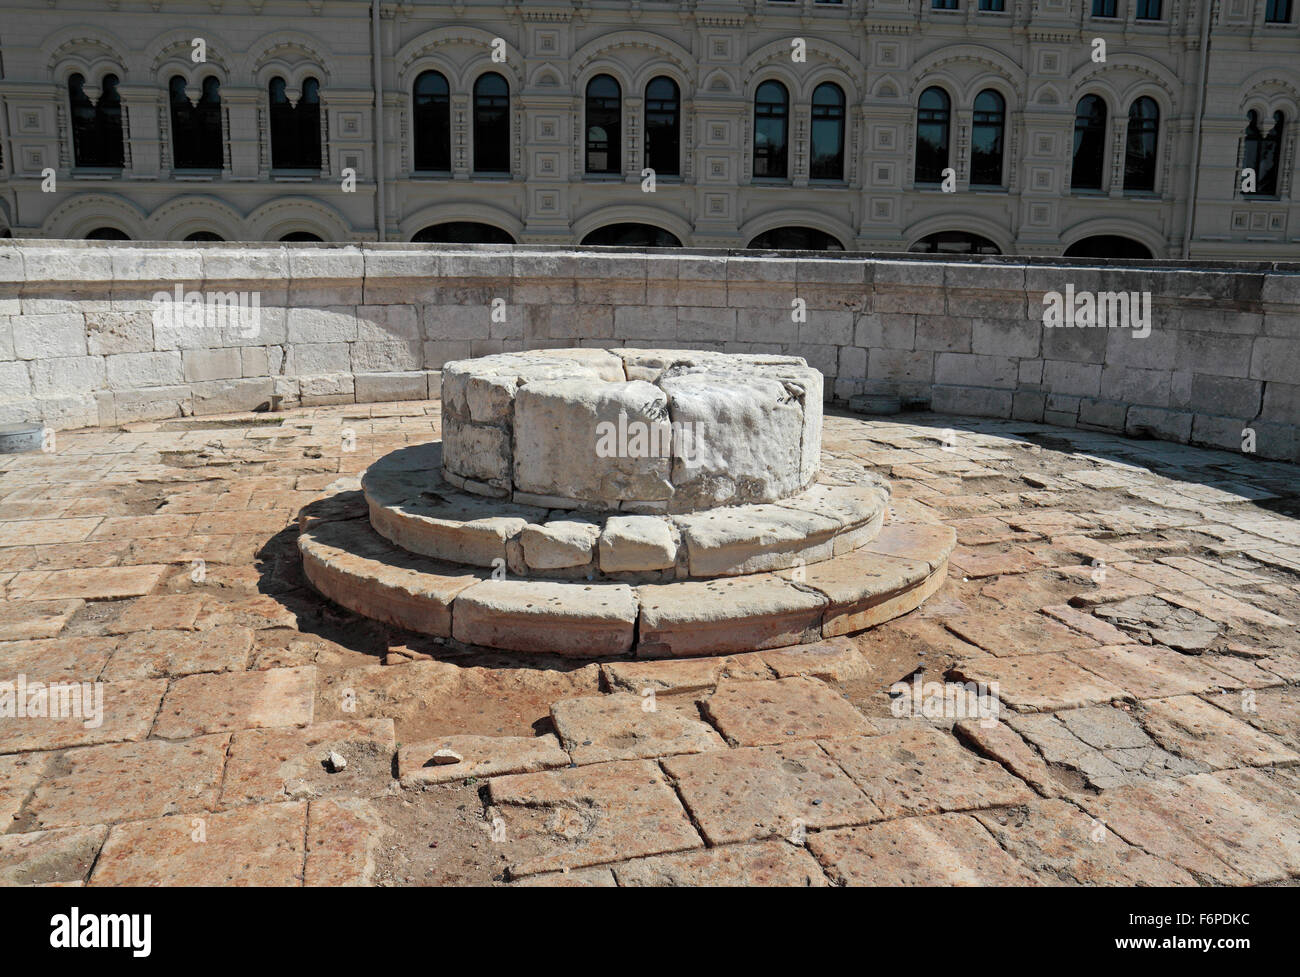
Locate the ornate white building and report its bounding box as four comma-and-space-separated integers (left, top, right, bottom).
0, 0, 1297, 258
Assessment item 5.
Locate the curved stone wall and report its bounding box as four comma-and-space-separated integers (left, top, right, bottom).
1, 241, 1297, 463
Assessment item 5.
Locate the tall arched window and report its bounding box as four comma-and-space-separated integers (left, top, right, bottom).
69, 73, 124, 168
644, 76, 680, 177
1071, 94, 1107, 190
753, 80, 789, 179
971, 89, 1006, 186
1247, 111, 1287, 197
585, 75, 622, 175
810, 82, 846, 181
1124, 97, 1159, 193
170, 75, 223, 170
269, 77, 321, 171
473, 73, 510, 174
915, 87, 950, 184
413, 70, 451, 172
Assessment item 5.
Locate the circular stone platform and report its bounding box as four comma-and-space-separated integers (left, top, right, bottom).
298, 348, 955, 659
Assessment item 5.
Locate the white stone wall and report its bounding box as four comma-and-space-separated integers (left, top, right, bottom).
1, 241, 1297, 463
0, 1, 1297, 258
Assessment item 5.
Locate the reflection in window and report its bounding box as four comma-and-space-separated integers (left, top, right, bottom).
585, 75, 622, 175
753, 80, 789, 179
810, 83, 846, 181
644, 76, 680, 177
1124, 97, 1159, 193
971, 90, 1005, 186
69, 73, 124, 168
1071, 94, 1107, 190
915, 87, 950, 184
413, 70, 451, 172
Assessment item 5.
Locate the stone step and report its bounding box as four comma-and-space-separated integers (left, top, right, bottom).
298, 515, 954, 660
362, 444, 890, 580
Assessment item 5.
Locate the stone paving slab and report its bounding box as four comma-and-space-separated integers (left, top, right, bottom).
550, 692, 725, 764
153, 665, 316, 739
398, 733, 569, 786
0, 678, 167, 755
0, 825, 109, 886
20, 734, 229, 831
304, 797, 388, 887
700, 676, 880, 747
808, 814, 1043, 886
611, 840, 828, 886
1137, 695, 1300, 769
100, 626, 254, 681
89, 801, 308, 886
948, 653, 1127, 713
0, 752, 48, 824
821, 726, 1036, 819
220, 719, 396, 807
601, 653, 772, 694
0, 599, 83, 640
662, 741, 878, 845
0, 635, 117, 683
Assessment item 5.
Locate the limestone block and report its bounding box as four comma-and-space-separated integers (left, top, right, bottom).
183, 347, 242, 382
673, 504, 840, 576
355, 371, 428, 403
13, 314, 87, 359
29, 356, 105, 397
521, 519, 601, 570
441, 416, 511, 485
452, 580, 637, 657
598, 515, 678, 572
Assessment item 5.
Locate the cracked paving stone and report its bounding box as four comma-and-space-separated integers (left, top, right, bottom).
1137, 695, 1300, 769
954, 720, 1060, 797
699, 676, 879, 747
99, 626, 255, 681
1201, 686, 1300, 753
0, 599, 84, 640
662, 741, 877, 845
1063, 644, 1239, 699
487, 760, 702, 878
89, 801, 308, 887
0, 753, 49, 824
0, 825, 109, 886
943, 611, 1100, 657
971, 800, 1196, 886
0, 679, 167, 755
0, 635, 117, 683
808, 813, 1042, 886
600, 653, 771, 695
948, 653, 1126, 713
398, 733, 569, 786
821, 726, 1036, 819
1092, 595, 1221, 651
549, 692, 725, 764
153, 665, 316, 739
304, 797, 389, 887
611, 840, 829, 887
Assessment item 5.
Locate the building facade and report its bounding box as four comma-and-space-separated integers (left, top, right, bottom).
0, 0, 1297, 258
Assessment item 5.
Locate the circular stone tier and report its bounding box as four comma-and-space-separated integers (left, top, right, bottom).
361, 442, 889, 581
439, 348, 823, 513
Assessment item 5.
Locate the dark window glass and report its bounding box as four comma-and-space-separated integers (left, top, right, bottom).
932, 0, 959, 8
581, 224, 682, 247
183, 231, 224, 241
1092, 0, 1118, 15
170, 75, 223, 170
412, 222, 515, 244
915, 87, 950, 184
1251, 111, 1286, 196
69, 73, 124, 168
585, 75, 621, 175
281, 232, 324, 242
1071, 94, 1108, 190
85, 226, 130, 240
1063, 236, 1154, 259
753, 80, 789, 179
810, 83, 846, 181
644, 76, 680, 177
909, 231, 1001, 255
1136, 0, 1162, 19
979, 0, 1007, 10
1124, 97, 1159, 192
1266, 0, 1292, 23
746, 227, 845, 251
473, 73, 510, 174
971, 89, 1005, 186
269, 77, 321, 170
413, 71, 451, 171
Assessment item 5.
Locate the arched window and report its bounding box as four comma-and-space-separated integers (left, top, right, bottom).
412, 222, 515, 244
473, 73, 510, 174
753, 80, 789, 179
585, 75, 622, 175
85, 227, 130, 240
1063, 236, 1154, 259
269, 77, 321, 171
909, 231, 1002, 255
1071, 94, 1107, 190
281, 231, 325, 242
413, 70, 450, 172
644, 76, 680, 177
810, 82, 846, 181
170, 75, 223, 170
69, 73, 124, 168
1124, 97, 1159, 193
915, 87, 950, 184
746, 227, 845, 251
971, 89, 1006, 187
1245, 110, 1285, 197
581, 224, 682, 248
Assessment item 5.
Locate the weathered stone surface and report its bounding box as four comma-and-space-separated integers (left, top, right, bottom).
662, 742, 877, 845
613, 840, 828, 886
1063, 644, 1238, 699
221, 719, 397, 806
520, 518, 600, 570
809, 814, 1043, 886
637, 574, 826, 658
23, 734, 229, 830
0, 635, 117, 683
601, 653, 773, 694
0, 752, 47, 824
1137, 695, 1299, 768
0, 599, 84, 640
971, 799, 1197, 885
550, 692, 725, 763
452, 580, 637, 657
398, 733, 569, 785
100, 626, 254, 680
761, 637, 872, 682
701, 677, 878, 747
954, 720, 1060, 797
598, 515, 678, 572
949, 653, 1127, 713
0, 825, 108, 886
488, 759, 702, 877
154, 666, 316, 739
821, 727, 1036, 818
304, 797, 388, 887
0, 679, 166, 755
107, 594, 204, 634
90, 802, 307, 886
674, 503, 839, 576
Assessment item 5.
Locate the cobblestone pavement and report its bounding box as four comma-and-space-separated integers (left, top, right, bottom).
1, 401, 1298, 886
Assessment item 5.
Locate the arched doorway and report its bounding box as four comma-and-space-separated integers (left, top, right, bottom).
909, 231, 1002, 255
1063, 235, 1154, 259
85, 226, 130, 240
746, 226, 844, 251
412, 222, 515, 244
581, 223, 682, 247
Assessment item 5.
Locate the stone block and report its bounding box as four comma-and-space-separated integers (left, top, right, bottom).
914, 315, 971, 352
1189, 374, 1263, 419
1250, 337, 1300, 384
972, 317, 1041, 359
29, 356, 105, 397
288, 342, 351, 375
931, 384, 1013, 417
287, 306, 357, 343
1043, 359, 1102, 397
1176, 331, 1252, 378
934, 352, 1017, 388
12, 314, 86, 359
105, 351, 184, 389
355, 371, 428, 403
84, 311, 153, 355
599, 516, 678, 572
191, 377, 275, 414
520, 519, 601, 570
1126, 406, 1193, 443
183, 347, 242, 382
